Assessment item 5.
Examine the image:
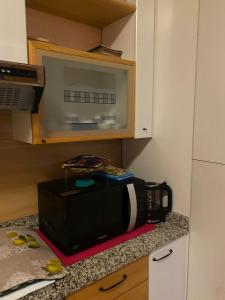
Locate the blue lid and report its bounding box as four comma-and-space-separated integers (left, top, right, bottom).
75, 179, 95, 188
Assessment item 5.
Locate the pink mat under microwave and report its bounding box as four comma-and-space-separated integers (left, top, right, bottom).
37, 223, 156, 267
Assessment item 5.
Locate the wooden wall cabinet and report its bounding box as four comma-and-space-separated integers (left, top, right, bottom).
12, 40, 135, 144
26, 0, 136, 28
25, 0, 152, 140
66, 256, 148, 300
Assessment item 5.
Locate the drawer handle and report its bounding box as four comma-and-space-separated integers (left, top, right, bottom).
99, 274, 127, 292
153, 249, 173, 262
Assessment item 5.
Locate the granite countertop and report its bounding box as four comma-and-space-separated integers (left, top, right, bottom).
0, 212, 189, 300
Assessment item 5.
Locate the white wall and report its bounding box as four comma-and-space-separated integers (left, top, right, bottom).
26, 8, 101, 51
123, 0, 199, 217
0, 0, 27, 63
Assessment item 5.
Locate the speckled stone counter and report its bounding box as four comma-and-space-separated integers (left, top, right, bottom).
0, 212, 189, 300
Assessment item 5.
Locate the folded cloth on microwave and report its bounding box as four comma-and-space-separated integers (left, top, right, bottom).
95, 164, 134, 180
62, 154, 109, 169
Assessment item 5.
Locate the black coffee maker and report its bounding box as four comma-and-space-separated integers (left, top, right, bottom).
145, 181, 172, 224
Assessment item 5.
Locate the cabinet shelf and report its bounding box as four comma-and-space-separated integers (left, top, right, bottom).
25, 0, 136, 28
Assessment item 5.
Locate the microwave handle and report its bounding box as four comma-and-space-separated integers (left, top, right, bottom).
126, 183, 137, 232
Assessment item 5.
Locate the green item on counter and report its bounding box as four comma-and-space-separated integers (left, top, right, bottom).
13, 239, 26, 246
6, 232, 17, 238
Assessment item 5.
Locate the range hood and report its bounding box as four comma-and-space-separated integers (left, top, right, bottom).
0, 60, 45, 113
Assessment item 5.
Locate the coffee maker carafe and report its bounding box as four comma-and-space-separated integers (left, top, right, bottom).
145, 181, 172, 224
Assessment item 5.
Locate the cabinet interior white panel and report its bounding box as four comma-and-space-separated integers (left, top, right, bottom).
188, 160, 225, 300
102, 0, 136, 61
149, 235, 188, 300
0, 0, 27, 63
102, 0, 154, 138
123, 0, 198, 217
193, 0, 225, 164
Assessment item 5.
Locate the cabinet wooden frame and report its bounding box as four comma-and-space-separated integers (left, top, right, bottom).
26, 0, 136, 28
14, 40, 135, 144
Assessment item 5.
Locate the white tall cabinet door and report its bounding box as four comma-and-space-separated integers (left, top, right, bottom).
193, 0, 225, 164
0, 0, 27, 63
188, 160, 225, 300
149, 235, 188, 300
102, 0, 154, 138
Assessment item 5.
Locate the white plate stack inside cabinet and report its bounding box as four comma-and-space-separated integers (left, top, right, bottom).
102, 0, 154, 138
149, 235, 188, 300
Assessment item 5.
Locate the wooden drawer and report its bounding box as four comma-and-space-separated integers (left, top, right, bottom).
115, 280, 148, 300
66, 256, 148, 300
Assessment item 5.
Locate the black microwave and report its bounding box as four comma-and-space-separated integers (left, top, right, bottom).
38, 177, 147, 255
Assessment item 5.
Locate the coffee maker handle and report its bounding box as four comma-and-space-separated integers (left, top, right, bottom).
162, 182, 172, 212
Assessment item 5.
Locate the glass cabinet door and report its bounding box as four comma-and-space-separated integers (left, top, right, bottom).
33, 45, 135, 142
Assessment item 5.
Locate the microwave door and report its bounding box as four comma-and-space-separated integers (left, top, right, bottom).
126, 183, 137, 232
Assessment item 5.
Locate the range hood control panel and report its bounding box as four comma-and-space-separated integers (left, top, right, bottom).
0, 67, 37, 79
0, 60, 45, 112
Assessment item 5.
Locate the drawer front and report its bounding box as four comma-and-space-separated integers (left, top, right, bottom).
66, 256, 148, 300
115, 280, 148, 300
